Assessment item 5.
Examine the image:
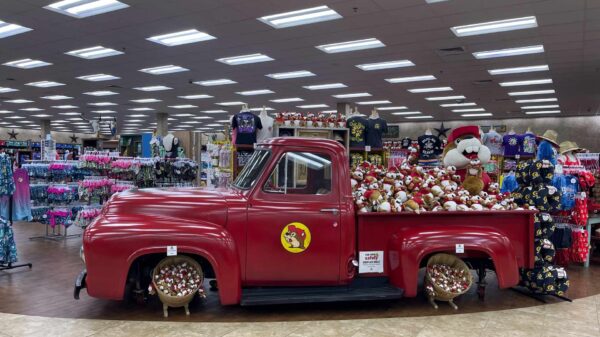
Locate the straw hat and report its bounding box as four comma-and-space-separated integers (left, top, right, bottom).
536, 129, 559, 147
559, 141, 583, 154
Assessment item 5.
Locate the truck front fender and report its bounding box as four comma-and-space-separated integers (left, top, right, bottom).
387, 226, 519, 297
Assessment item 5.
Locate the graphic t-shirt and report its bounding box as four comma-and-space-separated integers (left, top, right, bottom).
401, 137, 412, 149
520, 132, 537, 157
346, 115, 369, 147
417, 134, 442, 160
483, 130, 503, 156
366, 117, 388, 148
231, 111, 262, 145
503, 133, 522, 157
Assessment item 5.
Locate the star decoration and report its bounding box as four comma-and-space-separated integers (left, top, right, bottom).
435, 122, 450, 138
70, 134, 79, 143
8, 129, 18, 140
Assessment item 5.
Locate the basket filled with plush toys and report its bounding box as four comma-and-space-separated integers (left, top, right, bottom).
424, 253, 473, 310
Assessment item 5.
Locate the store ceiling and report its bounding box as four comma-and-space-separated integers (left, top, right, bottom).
0, 0, 599, 134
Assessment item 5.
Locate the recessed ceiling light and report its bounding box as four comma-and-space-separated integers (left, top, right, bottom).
0, 87, 18, 93
25, 80, 65, 87
0, 110, 12, 114
133, 85, 172, 91
217, 53, 274, 65
408, 86, 452, 93
3, 58, 51, 69
332, 92, 371, 98
139, 65, 189, 75
41, 95, 72, 100
59, 112, 81, 116
32, 114, 52, 118
168, 104, 197, 109
515, 98, 557, 103
499, 79, 553, 87
236, 89, 274, 96
19, 107, 44, 111
451, 16, 537, 37
178, 94, 213, 99
357, 100, 391, 105
425, 95, 466, 101
194, 79, 236, 86
216, 101, 246, 106
405, 115, 433, 119
303, 83, 347, 90
392, 111, 422, 115
84, 90, 118, 96
127, 119, 144, 122
473, 45, 544, 59
377, 106, 407, 110
520, 104, 560, 109
316, 38, 385, 53
181, 121, 202, 124
88, 102, 117, 106
66, 45, 123, 59
488, 64, 549, 75
130, 98, 161, 103
270, 97, 304, 103
128, 107, 154, 111
297, 104, 329, 108
147, 29, 216, 46
193, 116, 214, 119
91, 110, 116, 114
258, 5, 342, 29
44, 0, 129, 18
356, 59, 414, 71
440, 102, 477, 107
508, 89, 555, 96
129, 114, 148, 118
452, 108, 485, 112
386, 75, 436, 83
201, 110, 227, 113
0, 20, 32, 39
206, 124, 223, 127
173, 114, 194, 117
249, 107, 275, 111
524, 110, 561, 115
266, 70, 315, 79
426, 0, 449, 3
4, 99, 33, 103
462, 113, 493, 117
5, 116, 25, 119
77, 73, 120, 81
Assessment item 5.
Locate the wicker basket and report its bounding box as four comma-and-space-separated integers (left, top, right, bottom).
424, 253, 473, 310
152, 256, 203, 317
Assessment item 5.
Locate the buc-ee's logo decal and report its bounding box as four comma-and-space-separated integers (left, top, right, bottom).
281, 222, 311, 253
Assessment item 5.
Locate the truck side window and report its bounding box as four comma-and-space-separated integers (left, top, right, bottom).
264, 152, 332, 195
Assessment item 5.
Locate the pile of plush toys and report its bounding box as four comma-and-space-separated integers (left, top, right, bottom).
274, 112, 346, 128
149, 261, 203, 298
425, 264, 471, 295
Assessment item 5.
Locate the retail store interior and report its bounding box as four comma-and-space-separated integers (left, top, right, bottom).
1, 1, 600, 336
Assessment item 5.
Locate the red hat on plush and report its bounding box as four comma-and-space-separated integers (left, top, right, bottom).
447, 125, 481, 143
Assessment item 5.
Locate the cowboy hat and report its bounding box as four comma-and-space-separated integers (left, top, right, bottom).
559, 141, 583, 154
536, 130, 559, 147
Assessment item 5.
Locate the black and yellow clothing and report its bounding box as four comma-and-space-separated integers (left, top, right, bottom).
346, 116, 369, 147
366, 117, 387, 148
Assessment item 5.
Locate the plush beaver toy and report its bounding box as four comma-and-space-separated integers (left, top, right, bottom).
442, 126, 492, 192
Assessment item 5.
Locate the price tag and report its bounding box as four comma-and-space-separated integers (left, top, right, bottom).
455, 244, 465, 254
167, 246, 177, 256
365, 146, 371, 152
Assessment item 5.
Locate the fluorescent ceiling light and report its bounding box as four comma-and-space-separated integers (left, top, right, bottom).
236, 89, 274, 96
520, 104, 560, 109
452, 108, 485, 112
258, 5, 342, 29
88, 102, 116, 106
392, 111, 422, 115
66, 45, 123, 59
41, 95, 72, 100
3, 58, 51, 69
266, 70, 315, 79
462, 113, 493, 117
515, 98, 557, 103
194, 79, 236, 86
440, 102, 476, 107
201, 110, 226, 113
0, 87, 18, 93
25, 81, 65, 87
499, 79, 553, 87
525, 110, 560, 115
193, 116, 214, 119
0, 110, 12, 114
303, 83, 347, 90
451, 16, 537, 37
32, 114, 52, 118
133, 85, 172, 91
216, 101, 246, 106
168, 105, 197, 109
488, 64, 549, 75
217, 53, 274, 65
332, 93, 371, 98
377, 106, 407, 110
319, 110, 336, 114
77, 73, 120, 81
386, 75, 436, 83
408, 86, 452, 93
130, 98, 161, 103
406, 115, 433, 119
178, 94, 213, 99
173, 114, 194, 117
5, 116, 24, 119
316, 38, 385, 54
182, 121, 202, 124
508, 89, 555, 96
58, 112, 80, 116
206, 124, 223, 127
473, 45, 544, 59
147, 29, 216, 46
270, 97, 303, 103
357, 100, 391, 105
249, 107, 275, 112
139, 65, 189, 75
52, 105, 78, 109
45, 0, 129, 18
426, 0, 449, 3
4, 99, 33, 103
0, 20, 32, 39
20, 108, 44, 111
91, 110, 116, 114
356, 59, 414, 71
425, 95, 466, 101
297, 104, 329, 109
128, 107, 154, 111
84, 90, 118, 96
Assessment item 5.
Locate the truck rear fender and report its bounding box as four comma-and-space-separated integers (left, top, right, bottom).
386, 227, 520, 297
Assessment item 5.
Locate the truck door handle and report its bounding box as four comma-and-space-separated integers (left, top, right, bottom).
320, 208, 339, 215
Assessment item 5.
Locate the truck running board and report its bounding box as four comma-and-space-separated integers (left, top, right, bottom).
240, 278, 403, 306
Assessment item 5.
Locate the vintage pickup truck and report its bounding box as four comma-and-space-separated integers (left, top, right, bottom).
75, 137, 534, 305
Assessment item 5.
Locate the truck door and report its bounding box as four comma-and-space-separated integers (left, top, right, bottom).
246, 149, 341, 284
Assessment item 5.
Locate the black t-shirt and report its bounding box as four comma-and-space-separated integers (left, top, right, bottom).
401, 137, 412, 149
417, 134, 442, 160
346, 116, 369, 147
366, 118, 388, 148
231, 111, 262, 145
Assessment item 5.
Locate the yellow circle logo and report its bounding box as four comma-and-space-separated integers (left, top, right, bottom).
280, 222, 311, 253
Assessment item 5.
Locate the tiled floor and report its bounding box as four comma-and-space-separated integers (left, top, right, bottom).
0, 294, 598, 337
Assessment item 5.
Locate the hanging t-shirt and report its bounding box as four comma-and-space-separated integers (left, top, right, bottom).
503, 133, 521, 157
256, 114, 274, 143
401, 137, 412, 149
366, 117, 388, 148
417, 134, 442, 160
12, 168, 31, 221
231, 111, 263, 145
346, 115, 369, 147
483, 130, 503, 156
520, 132, 537, 157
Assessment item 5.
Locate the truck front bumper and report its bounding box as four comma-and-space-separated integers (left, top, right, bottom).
73, 269, 87, 300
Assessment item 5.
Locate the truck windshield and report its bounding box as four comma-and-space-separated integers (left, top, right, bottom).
232, 149, 271, 189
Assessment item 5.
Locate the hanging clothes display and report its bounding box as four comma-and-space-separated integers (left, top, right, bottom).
0, 154, 17, 264
0, 217, 17, 264
12, 168, 32, 221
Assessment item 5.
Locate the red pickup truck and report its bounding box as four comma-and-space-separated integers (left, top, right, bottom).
75, 137, 534, 305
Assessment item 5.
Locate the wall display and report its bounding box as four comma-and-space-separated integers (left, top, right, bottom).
383, 124, 400, 139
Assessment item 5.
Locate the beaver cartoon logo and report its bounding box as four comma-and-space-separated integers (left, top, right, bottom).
280, 222, 311, 253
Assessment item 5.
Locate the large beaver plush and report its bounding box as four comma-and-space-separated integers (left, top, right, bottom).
442, 126, 492, 194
